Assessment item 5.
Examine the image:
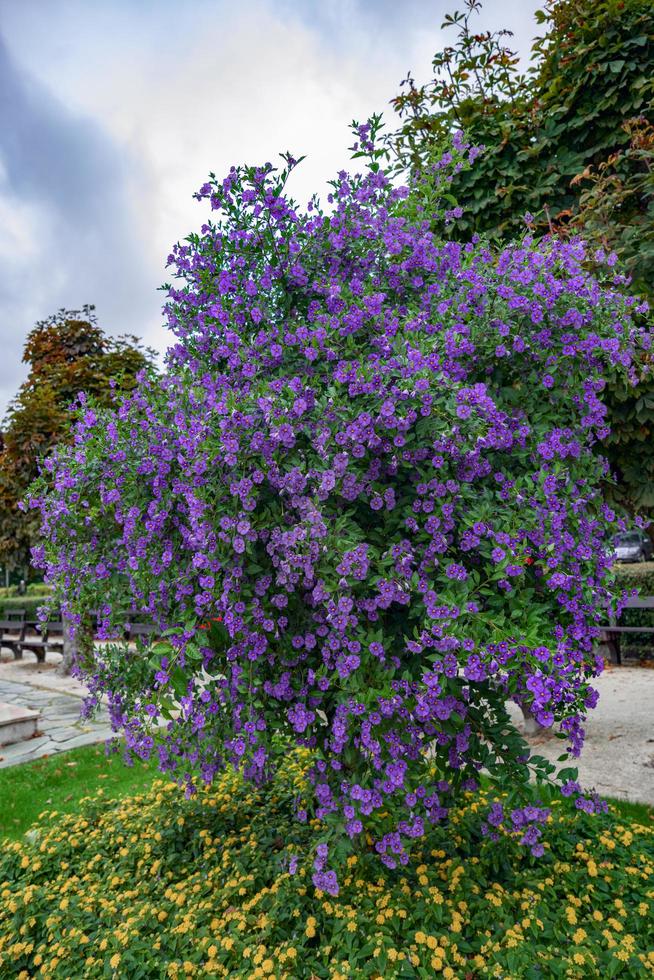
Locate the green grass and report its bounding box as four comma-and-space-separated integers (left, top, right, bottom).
606, 795, 654, 825
0, 743, 157, 840
0, 743, 651, 843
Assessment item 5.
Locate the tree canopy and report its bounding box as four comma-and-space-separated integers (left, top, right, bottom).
0, 306, 156, 576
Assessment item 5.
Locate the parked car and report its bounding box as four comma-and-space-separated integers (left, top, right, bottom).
612, 530, 653, 563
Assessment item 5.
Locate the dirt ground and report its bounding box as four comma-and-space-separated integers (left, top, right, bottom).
509, 665, 654, 806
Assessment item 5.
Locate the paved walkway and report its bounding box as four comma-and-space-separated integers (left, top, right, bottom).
0, 673, 114, 768
511, 665, 654, 806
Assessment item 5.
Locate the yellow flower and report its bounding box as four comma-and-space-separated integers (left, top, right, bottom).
110, 953, 121, 970
430, 957, 443, 971
415, 931, 427, 945
573, 953, 585, 966
573, 928, 587, 944
443, 970, 455, 980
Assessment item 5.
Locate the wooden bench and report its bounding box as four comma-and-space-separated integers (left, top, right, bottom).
0, 619, 26, 659
16, 621, 65, 664
599, 596, 654, 665
92, 622, 159, 654
126, 623, 159, 650
4, 608, 26, 622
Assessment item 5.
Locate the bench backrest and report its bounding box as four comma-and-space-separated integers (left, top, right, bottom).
624, 596, 654, 609
4, 609, 26, 622
21, 620, 64, 636
0, 619, 24, 633
126, 623, 158, 641
43, 621, 64, 636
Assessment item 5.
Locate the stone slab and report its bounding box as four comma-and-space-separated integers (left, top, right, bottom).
0, 702, 40, 746
0, 734, 52, 766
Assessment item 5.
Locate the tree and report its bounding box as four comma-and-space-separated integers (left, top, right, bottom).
0, 307, 156, 676
0, 306, 156, 580
389, 0, 654, 518
390, 0, 653, 242
32, 138, 648, 887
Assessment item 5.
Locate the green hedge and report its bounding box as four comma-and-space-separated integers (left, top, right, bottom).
0, 585, 49, 599
26, 583, 50, 596
613, 562, 654, 593
612, 564, 654, 657
0, 596, 53, 622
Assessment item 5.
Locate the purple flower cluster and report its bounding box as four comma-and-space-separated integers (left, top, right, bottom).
481, 801, 551, 857
31, 136, 650, 886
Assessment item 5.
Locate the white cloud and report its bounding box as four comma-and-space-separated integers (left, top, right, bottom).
0, 0, 541, 416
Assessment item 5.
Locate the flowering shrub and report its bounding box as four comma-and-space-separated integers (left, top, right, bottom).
0, 752, 652, 978
32, 131, 651, 886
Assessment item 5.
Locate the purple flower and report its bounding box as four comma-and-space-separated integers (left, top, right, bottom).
32, 130, 648, 888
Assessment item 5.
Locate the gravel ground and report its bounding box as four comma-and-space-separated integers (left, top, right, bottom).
510, 665, 654, 806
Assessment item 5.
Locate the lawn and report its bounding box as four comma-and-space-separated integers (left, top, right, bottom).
0, 743, 157, 840
0, 744, 651, 844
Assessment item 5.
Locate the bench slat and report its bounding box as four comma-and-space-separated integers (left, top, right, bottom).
600, 626, 654, 633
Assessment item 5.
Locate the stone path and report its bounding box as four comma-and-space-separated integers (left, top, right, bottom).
0, 677, 114, 768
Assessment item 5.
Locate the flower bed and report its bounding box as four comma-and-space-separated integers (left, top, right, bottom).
1, 752, 652, 978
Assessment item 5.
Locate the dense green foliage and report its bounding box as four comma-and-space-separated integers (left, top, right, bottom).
391, 0, 653, 247
569, 118, 654, 301
0, 752, 652, 978
0, 306, 156, 577
389, 0, 654, 518
0, 595, 49, 622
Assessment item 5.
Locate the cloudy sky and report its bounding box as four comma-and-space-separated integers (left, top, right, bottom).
0, 0, 541, 417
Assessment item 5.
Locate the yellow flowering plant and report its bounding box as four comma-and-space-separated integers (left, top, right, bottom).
0, 751, 652, 978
